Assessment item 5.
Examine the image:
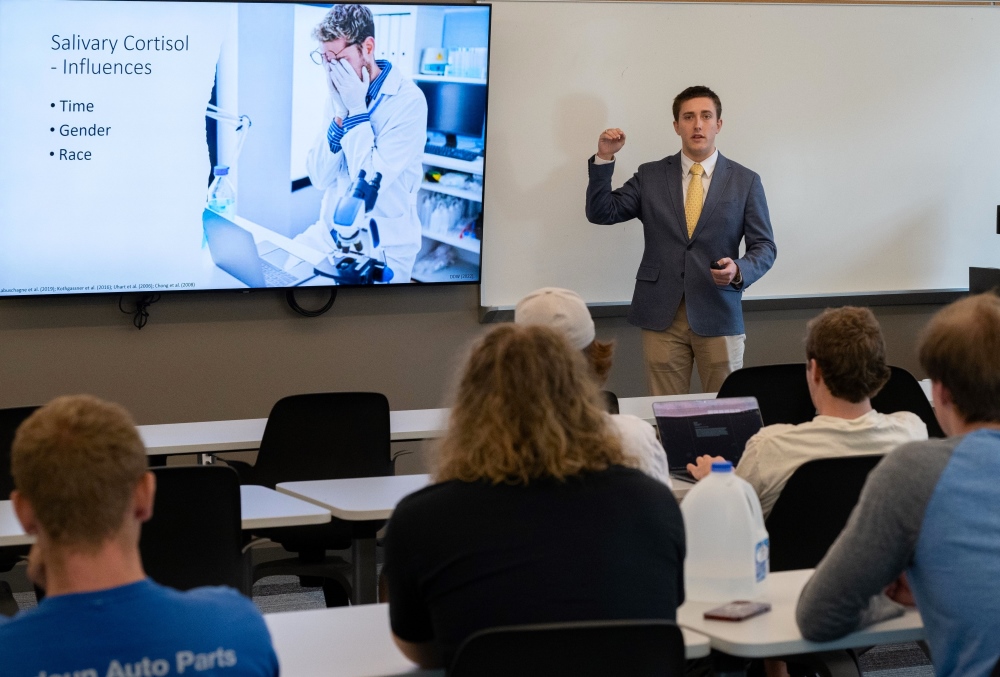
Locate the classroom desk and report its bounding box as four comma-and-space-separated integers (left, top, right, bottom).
264, 603, 712, 676
0, 487, 331, 548
135, 381, 932, 458
135, 394, 701, 457
277, 474, 432, 605
137, 409, 451, 457
677, 569, 924, 668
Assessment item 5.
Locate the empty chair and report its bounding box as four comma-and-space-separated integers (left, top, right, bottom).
450, 620, 686, 677
871, 366, 944, 438
139, 465, 246, 593
765, 455, 884, 571
716, 364, 814, 426
224, 392, 392, 605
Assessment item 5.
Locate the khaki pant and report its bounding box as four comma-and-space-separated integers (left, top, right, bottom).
641, 299, 745, 395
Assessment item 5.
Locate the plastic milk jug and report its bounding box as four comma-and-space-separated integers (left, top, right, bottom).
680, 461, 769, 602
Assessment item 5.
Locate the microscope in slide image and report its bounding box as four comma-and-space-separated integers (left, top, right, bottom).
313, 170, 394, 285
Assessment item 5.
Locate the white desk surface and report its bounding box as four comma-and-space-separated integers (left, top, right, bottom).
137, 409, 452, 457
0, 500, 32, 548
277, 474, 432, 521
0, 488, 330, 547
265, 603, 711, 676
240, 485, 332, 530
135, 383, 930, 458
677, 569, 924, 658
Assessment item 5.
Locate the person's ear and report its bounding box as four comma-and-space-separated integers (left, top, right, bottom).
362, 36, 376, 58
11, 490, 39, 535
807, 358, 823, 386
673, 119, 680, 135
133, 471, 156, 523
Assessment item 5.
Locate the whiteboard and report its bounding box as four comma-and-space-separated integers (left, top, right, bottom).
480, 1, 1000, 309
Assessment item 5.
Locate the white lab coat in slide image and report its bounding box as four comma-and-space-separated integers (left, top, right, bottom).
297, 65, 428, 282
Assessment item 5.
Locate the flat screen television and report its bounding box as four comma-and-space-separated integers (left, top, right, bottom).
0, 0, 491, 296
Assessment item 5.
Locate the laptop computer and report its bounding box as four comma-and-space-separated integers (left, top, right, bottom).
203, 209, 316, 288
653, 397, 764, 482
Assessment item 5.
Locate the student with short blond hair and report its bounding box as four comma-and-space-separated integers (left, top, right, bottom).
0, 395, 278, 676
385, 325, 685, 669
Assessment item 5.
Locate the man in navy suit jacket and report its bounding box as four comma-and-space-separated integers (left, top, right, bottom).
586, 86, 776, 395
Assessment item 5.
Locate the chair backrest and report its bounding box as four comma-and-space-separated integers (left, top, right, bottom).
140, 465, 245, 593
716, 364, 814, 426
249, 392, 392, 487
450, 620, 686, 677
871, 366, 944, 438
601, 390, 620, 415
990, 653, 1000, 677
765, 454, 884, 571
0, 405, 40, 499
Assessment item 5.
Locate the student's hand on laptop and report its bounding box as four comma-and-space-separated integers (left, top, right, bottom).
687, 455, 726, 480
884, 573, 916, 607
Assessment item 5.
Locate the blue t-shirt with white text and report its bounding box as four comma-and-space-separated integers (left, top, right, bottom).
0, 578, 278, 677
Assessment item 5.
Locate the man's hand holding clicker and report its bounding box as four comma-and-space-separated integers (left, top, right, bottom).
711, 257, 740, 286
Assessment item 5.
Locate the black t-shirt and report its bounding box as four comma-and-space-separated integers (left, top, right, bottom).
384, 465, 685, 665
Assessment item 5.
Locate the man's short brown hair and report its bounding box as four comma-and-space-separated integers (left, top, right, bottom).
805, 306, 891, 403
918, 293, 1000, 424
672, 85, 722, 122
11, 395, 148, 547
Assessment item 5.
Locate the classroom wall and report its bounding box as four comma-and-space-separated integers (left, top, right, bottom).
0, 0, 966, 424
0, 285, 943, 425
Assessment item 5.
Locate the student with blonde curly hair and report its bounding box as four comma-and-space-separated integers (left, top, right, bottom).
383, 324, 685, 669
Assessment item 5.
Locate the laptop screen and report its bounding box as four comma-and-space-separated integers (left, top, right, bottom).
653, 397, 764, 472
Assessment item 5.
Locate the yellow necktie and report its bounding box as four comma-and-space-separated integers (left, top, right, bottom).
686, 163, 704, 238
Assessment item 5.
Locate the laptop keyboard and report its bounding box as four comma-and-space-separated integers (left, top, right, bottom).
424, 143, 481, 162
261, 261, 299, 287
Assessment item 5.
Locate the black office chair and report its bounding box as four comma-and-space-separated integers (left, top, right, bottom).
139, 465, 247, 594
601, 390, 620, 415
765, 455, 883, 572
223, 392, 392, 606
716, 364, 814, 426
990, 654, 1000, 677
871, 366, 944, 438
0, 406, 40, 592
450, 620, 687, 677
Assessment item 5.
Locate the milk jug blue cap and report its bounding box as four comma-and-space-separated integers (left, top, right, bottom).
711, 461, 734, 472
213, 165, 229, 176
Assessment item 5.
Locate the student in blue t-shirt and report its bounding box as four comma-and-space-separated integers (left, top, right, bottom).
0, 395, 279, 676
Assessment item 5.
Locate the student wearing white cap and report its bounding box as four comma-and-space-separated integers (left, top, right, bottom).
515, 287, 671, 487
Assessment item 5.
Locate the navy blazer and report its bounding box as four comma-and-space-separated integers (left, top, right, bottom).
586, 152, 776, 335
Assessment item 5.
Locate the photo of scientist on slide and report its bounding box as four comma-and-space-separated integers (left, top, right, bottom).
0, 1, 488, 297
203, 2, 490, 290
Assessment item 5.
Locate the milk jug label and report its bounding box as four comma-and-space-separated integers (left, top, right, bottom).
755, 538, 770, 582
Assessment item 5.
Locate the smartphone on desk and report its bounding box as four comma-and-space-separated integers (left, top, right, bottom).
703, 601, 771, 621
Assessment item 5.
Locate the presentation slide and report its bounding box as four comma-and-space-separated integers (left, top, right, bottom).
0, 0, 490, 296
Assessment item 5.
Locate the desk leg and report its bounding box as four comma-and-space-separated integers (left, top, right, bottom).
351, 536, 377, 605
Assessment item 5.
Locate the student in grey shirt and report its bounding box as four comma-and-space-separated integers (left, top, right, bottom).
796, 294, 1000, 677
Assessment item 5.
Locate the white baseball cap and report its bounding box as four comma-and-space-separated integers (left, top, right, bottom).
514, 287, 595, 350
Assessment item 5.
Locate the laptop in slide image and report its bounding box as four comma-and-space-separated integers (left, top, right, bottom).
653, 397, 764, 483
203, 209, 316, 288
